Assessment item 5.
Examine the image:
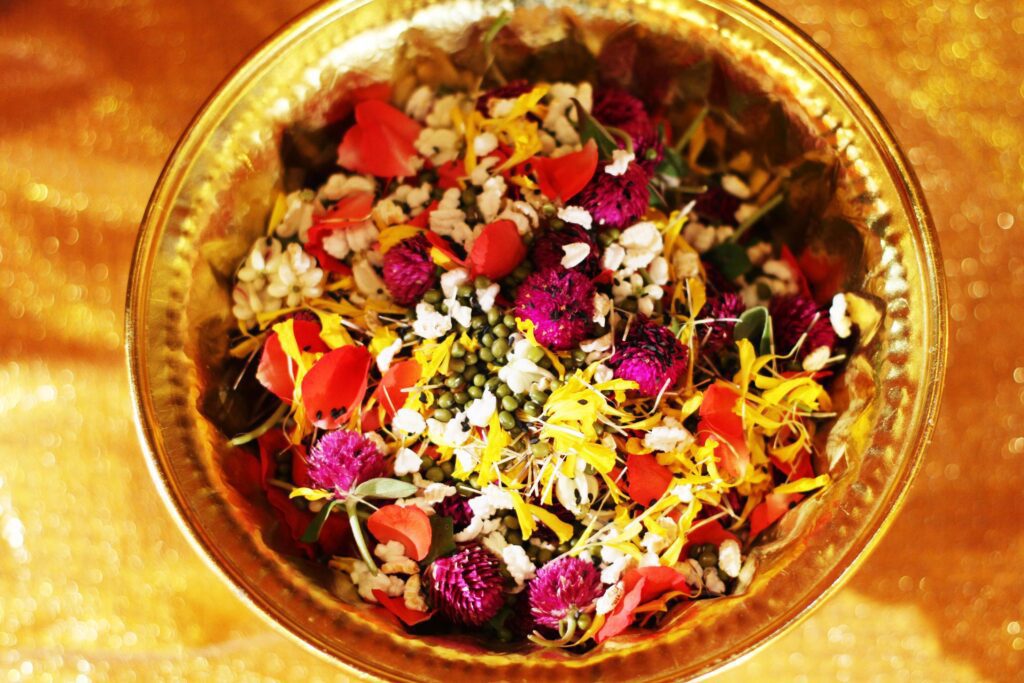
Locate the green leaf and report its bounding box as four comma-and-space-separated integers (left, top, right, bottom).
705, 241, 752, 280
572, 99, 618, 157
353, 478, 419, 500
733, 306, 774, 356
300, 499, 342, 544
422, 515, 456, 565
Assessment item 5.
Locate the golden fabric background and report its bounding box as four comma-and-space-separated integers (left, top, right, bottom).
0, 0, 1021, 680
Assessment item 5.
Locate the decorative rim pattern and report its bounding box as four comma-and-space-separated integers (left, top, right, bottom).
125, 1, 947, 680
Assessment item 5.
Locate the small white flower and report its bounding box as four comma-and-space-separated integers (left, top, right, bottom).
465, 390, 497, 428
443, 413, 471, 447
267, 243, 324, 307
595, 582, 624, 614
477, 176, 507, 223
499, 338, 555, 394
469, 155, 500, 187
405, 85, 435, 121
604, 148, 635, 176
415, 128, 461, 166
473, 131, 498, 157
593, 364, 614, 383
670, 483, 694, 503
557, 205, 593, 230
721, 174, 752, 199
374, 541, 408, 564
372, 198, 408, 227
393, 408, 426, 435
375, 337, 403, 373
672, 251, 700, 279
560, 242, 591, 269
735, 203, 758, 225
581, 332, 613, 355
393, 447, 422, 477
317, 173, 375, 202
648, 256, 670, 285
502, 544, 536, 586
440, 268, 469, 299
644, 417, 694, 453
321, 221, 379, 261
412, 303, 452, 339
746, 241, 772, 266
683, 221, 717, 253
476, 282, 500, 312
426, 94, 467, 129
498, 200, 540, 236
352, 257, 386, 298
445, 298, 473, 328
602, 243, 626, 271
830, 293, 852, 338
718, 539, 742, 579
430, 188, 472, 246
275, 191, 315, 240
405, 183, 433, 211
618, 221, 663, 273
802, 345, 832, 372
592, 293, 612, 326
703, 567, 726, 595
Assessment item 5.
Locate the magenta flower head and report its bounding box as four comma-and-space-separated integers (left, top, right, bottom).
435, 494, 473, 532
515, 268, 596, 350
576, 162, 651, 231
528, 556, 603, 630
608, 314, 689, 396
693, 184, 741, 226
426, 544, 505, 626
383, 233, 437, 306
307, 430, 385, 494
592, 88, 662, 169
529, 225, 601, 278
769, 295, 836, 360
700, 293, 746, 356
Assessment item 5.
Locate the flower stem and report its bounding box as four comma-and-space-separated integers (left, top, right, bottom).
346, 498, 378, 575
228, 402, 289, 446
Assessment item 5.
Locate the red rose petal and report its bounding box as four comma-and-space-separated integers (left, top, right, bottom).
423, 232, 466, 268
306, 192, 374, 272
625, 566, 692, 604
531, 139, 598, 202
301, 345, 372, 429
337, 100, 422, 178
367, 504, 433, 561
621, 453, 674, 507
697, 383, 750, 480
372, 590, 436, 627
749, 492, 804, 539
467, 219, 526, 279
681, 519, 739, 556
435, 159, 466, 190
266, 487, 315, 559
408, 200, 438, 229
595, 576, 647, 644
780, 245, 812, 299
374, 359, 422, 418
256, 321, 330, 402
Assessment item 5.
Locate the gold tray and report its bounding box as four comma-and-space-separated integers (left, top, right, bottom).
126, 0, 947, 680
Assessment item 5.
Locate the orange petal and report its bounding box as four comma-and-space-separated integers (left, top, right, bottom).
626, 566, 692, 604
372, 590, 435, 627
595, 576, 647, 644
621, 453, 674, 507
374, 359, 422, 418
367, 504, 433, 561
301, 345, 372, 429
749, 492, 803, 538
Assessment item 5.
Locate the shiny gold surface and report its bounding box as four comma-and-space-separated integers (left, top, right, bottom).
1, 1, 1019, 682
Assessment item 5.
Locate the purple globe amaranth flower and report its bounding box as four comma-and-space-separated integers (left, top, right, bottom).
769, 295, 837, 360
701, 293, 747, 356
529, 225, 601, 278
515, 268, 595, 350
608, 314, 689, 396
383, 234, 437, 306
576, 162, 651, 231
693, 184, 742, 226
435, 494, 473, 532
528, 557, 604, 630
427, 544, 505, 626
307, 430, 385, 494
592, 88, 663, 170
